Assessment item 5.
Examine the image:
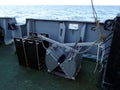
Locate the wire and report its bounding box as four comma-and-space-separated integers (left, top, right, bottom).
39, 34, 48, 50
78, 39, 99, 54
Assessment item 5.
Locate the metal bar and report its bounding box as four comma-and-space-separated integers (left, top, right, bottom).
65, 42, 98, 46
38, 34, 79, 53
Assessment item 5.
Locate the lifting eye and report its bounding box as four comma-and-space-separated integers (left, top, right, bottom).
58, 54, 66, 64
8, 23, 17, 30
60, 29, 63, 36
91, 27, 96, 31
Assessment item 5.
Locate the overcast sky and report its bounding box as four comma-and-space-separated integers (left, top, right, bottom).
0, 0, 120, 5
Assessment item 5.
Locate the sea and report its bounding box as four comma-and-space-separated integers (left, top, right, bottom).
0, 5, 119, 23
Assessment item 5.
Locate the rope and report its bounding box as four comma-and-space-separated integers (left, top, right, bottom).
91, 0, 98, 19
94, 42, 105, 73
78, 39, 99, 54
91, 0, 105, 42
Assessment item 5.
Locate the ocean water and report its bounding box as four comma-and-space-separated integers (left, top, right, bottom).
0, 5, 119, 23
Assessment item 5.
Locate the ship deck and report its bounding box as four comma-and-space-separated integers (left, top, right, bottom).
0, 44, 101, 90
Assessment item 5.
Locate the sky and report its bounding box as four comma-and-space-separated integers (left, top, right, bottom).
0, 0, 120, 5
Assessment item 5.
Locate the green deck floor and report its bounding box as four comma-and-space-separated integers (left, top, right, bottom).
0, 44, 101, 90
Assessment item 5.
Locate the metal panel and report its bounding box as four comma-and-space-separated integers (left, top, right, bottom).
27, 20, 60, 41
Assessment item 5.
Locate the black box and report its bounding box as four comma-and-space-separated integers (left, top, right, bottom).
14, 38, 27, 67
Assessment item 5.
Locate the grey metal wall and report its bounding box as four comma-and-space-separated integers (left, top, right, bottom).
25, 19, 112, 55
0, 16, 114, 61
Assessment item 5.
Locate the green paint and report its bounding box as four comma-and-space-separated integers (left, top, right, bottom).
0, 44, 100, 90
